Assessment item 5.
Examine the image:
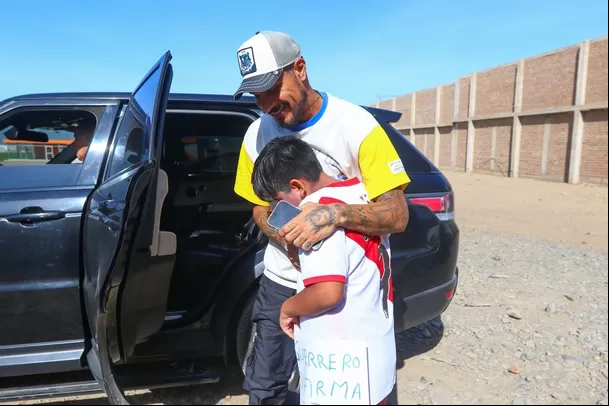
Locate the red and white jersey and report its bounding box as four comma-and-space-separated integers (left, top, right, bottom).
294, 177, 396, 404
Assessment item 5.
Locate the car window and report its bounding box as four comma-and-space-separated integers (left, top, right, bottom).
105, 107, 149, 178
162, 112, 252, 181
178, 135, 242, 177
0, 108, 101, 166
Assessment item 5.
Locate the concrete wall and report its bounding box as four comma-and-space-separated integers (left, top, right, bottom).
377, 36, 608, 185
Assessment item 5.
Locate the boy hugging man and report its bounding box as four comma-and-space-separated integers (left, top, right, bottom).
251, 135, 396, 405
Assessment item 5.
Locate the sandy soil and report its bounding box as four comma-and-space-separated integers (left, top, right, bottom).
446, 171, 608, 252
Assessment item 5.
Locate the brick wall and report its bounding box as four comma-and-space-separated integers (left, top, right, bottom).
475, 65, 517, 116
473, 118, 513, 176
581, 109, 609, 182
455, 123, 468, 170
376, 35, 608, 185
522, 47, 579, 111
413, 128, 434, 160
440, 85, 455, 125
439, 127, 453, 167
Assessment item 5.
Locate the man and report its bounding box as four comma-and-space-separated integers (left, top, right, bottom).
233, 30, 410, 405
70, 117, 96, 163
251, 136, 396, 405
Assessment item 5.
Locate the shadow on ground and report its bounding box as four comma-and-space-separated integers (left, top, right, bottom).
396, 315, 445, 370
6, 366, 247, 406
135, 365, 247, 405
386, 315, 446, 405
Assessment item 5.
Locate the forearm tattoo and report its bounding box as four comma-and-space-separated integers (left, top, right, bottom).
254, 206, 283, 244
332, 189, 408, 235
304, 205, 338, 235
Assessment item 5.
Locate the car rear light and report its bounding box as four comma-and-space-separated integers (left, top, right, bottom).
408, 194, 455, 221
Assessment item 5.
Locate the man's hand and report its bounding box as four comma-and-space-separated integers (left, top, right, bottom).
279, 304, 299, 339
252, 205, 287, 247
278, 203, 337, 251
278, 188, 409, 249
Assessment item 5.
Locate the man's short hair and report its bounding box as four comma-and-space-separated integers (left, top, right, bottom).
252, 135, 322, 202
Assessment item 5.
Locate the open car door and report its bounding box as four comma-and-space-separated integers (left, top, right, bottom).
82, 51, 174, 404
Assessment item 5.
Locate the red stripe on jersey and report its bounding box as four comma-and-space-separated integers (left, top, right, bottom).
318, 196, 347, 205
303, 275, 346, 287
326, 177, 361, 188
318, 196, 394, 305
345, 232, 394, 305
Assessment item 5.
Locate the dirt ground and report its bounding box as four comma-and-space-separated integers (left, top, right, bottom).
447, 171, 608, 252
2, 172, 607, 405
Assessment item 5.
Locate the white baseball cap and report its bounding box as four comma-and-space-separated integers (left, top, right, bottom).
233, 31, 302, 100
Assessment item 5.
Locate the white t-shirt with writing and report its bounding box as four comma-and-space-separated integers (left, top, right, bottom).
233, 92, 411, 290
294, 178, 396, 404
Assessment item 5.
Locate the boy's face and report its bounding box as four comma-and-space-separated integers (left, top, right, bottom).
275, 179, 312, 207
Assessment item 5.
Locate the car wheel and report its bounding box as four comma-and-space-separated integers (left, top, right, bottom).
235, 288, 257, 374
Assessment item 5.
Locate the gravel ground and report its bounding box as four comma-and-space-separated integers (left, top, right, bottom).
394, 228, 608, 406
3, 173, 607, 405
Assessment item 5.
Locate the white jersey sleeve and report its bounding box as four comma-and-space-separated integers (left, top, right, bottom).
298, 228, 349, 288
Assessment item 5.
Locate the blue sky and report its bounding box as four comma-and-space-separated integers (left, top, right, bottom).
1, 0, 607, 106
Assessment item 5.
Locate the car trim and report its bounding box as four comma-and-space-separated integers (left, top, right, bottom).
166, 109, 257, 122
0, 340, 84, 374
401, 274, 457, 304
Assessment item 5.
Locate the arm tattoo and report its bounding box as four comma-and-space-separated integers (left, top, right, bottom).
331, 189, 408, 235
304, 205, 337, 235
253, 206, 284, 245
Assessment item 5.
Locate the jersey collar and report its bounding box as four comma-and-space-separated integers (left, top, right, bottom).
289, 91, 328, 132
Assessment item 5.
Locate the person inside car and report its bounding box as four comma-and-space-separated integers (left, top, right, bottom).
69, 117, 97, 163
232, 30, 410, 404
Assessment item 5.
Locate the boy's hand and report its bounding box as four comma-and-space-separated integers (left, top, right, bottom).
287, 243, 300, 271
279, 304, 299, 339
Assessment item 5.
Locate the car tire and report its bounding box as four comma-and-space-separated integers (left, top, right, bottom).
235, 287, 257, 374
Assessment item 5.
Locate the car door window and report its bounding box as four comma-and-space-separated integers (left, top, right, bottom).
177, 134, 241, 178
0, 108, 102, 166
0, 106, 109, 190
105, 108, 150, 178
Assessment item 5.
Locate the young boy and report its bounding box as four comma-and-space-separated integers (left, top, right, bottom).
251, 135, 396, 405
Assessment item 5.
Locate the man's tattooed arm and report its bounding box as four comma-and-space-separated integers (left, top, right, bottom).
252, 205, 286, 246
308, 188, 409, 237
278, 187, 409, 250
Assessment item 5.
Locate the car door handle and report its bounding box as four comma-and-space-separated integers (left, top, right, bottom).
5, 210, 65, 223
98, 200, 118, 215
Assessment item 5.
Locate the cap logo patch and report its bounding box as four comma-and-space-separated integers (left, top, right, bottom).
237, 47, 257, 76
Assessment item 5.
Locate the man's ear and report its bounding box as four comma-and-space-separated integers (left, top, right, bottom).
293, 57, 307, 82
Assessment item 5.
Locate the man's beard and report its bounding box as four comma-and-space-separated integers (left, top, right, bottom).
278, 83, 308, 128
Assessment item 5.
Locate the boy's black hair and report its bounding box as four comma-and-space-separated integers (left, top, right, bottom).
252, 135, 323, 202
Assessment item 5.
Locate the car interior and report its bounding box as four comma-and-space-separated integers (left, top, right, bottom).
0, 109, 102, 165
158, 111, 258, 315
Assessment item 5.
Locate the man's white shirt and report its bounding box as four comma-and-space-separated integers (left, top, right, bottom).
233, 91, 411, 290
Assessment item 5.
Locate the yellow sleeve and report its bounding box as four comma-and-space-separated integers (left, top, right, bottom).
234, 141, 270, 207
358, 124, 411, 200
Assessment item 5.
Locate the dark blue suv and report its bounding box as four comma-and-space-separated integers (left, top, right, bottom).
0, 52, 459, 404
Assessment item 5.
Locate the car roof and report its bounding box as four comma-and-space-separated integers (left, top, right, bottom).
2, 92, 402, 123
4, 92, 258, 105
